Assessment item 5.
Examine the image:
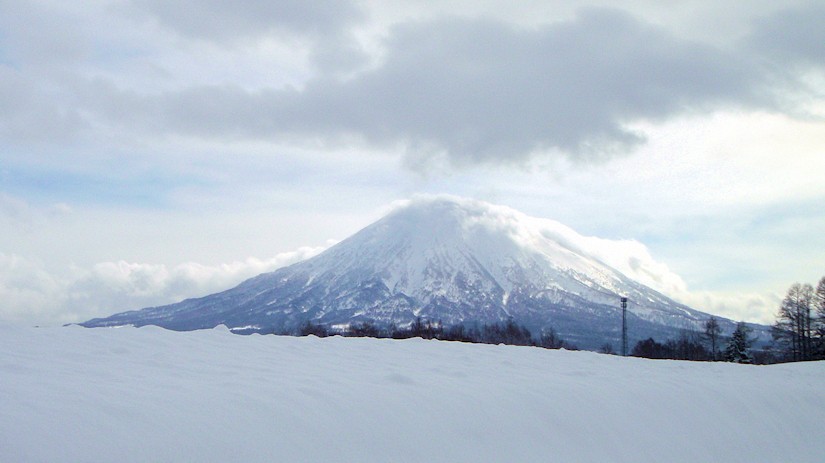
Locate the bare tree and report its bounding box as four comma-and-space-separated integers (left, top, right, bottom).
772, 283, 815, 361
671, 330, 710, 361
814, 276, 825, 359
703, 316, 722, 361
538, 326, 567, 349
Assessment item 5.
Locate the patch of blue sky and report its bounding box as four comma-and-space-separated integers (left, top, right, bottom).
745, 198, 825, 243
91, 40, 149, 67
0, 33, 16, 67
0, 164, 212, 210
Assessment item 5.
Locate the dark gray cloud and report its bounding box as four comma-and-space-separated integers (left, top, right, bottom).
5, 5, 824, 169
0, 67, 86, 144
308, 8, 762, 164
746, 3, 825, 67
121, 0, 372, 79
94, 8, 788, 166
129, 0, 363, 41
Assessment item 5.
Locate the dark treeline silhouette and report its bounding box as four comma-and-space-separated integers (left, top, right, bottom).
631, 321, 770, 363
770, 276, 825, 363
299, 308, 824, 365
294, 317, 577, 350
298, 320, 331, 337
630, 331, 711, 361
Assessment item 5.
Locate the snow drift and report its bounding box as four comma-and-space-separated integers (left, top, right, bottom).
1, 325, 822, 462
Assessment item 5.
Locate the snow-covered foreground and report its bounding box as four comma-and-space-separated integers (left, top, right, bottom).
2, 326, 823, 463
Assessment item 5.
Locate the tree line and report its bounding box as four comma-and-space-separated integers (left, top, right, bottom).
770, 275, 825, 362
297, 317, 576, 350
288, 275, 825, 365
630, 274, 825, 364
295, 315, 759, 363
629, 318, 755, 363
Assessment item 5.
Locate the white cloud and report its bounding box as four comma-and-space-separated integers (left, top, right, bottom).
0, 246, 328, 327
0, 193, 31, 224
527, 213, 785, 325
391, 195, 781, 324
0, 193, 75, 235
0, 253, 67, 325
673, 290, 782, 326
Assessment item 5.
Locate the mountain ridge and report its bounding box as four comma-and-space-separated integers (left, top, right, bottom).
82, 196, 768, 350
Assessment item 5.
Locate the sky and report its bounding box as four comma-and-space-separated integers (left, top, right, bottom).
1, 0, 823, 326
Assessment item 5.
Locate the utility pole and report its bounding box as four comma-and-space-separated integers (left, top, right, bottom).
621, 297, 628, 356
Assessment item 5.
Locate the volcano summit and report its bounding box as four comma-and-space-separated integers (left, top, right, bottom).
83, 196, 756, 349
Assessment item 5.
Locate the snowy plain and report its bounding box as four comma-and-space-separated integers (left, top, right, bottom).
1, 325, 822, 463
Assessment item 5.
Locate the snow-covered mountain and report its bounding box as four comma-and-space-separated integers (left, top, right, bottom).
82, 196, 764, 349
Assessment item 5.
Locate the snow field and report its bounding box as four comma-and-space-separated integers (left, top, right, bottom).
1, 325, 822, 462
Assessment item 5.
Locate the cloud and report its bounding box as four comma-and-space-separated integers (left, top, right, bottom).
0, 246, 328, 326
0, 67, 86, 144
0, 1, 94, 69
0, 193, 73, 233
746, 3, 825, 67
0, 254, 66, 325
673, 290, 782, 326
128, 0, 363, 42
2, 4, 822, 170
395, 194, 689, 295
580, 235, 783, 325
0, 193, 31, 224
66, 6, 821, 171
125, 0, 371, 75
394, 194, 783, 323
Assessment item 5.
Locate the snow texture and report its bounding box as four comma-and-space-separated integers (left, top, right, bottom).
2, 325, 822, 463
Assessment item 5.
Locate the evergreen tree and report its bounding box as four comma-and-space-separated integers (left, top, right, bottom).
724, 322, 753, 364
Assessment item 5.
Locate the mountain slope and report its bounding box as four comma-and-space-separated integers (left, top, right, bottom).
82, 196, 764, 349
